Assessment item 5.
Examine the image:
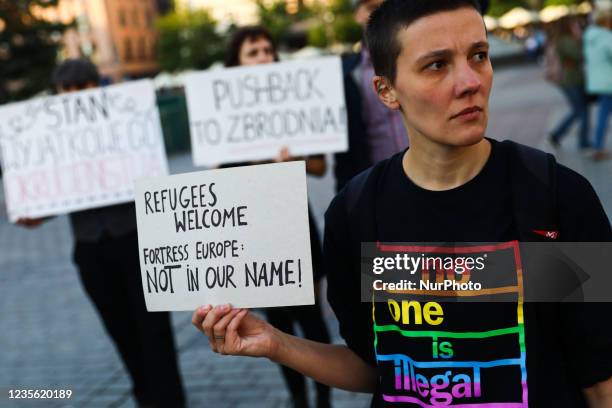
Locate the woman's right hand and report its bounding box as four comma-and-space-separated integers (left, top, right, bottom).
193, 304, 378, 393
192, 304, 281, 359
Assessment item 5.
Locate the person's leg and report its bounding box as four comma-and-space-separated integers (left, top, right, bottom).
112, 231, 186, 408
293, 303, 332, 408
550, 86, 579, 144
308, 209, 324, 282
593, 94, 612, 152
266, 308, 308, 408
571, 86, 590, 149
73, 238, 149, 404
302, 207, 332, 407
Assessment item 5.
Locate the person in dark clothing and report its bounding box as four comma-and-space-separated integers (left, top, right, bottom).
223, 26, 332, 408
18, 59, 185, 408
334, 0, 405, 193
192, 2, 612, 407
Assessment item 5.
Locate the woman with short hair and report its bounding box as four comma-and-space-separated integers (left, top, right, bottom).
193, 3, 612, 407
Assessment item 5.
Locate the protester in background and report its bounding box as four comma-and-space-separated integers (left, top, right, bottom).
526, 28, 546, 60
333, 0, 406, 192
193, 2, 612, 406
17, 59, 186, 408
224, 26, 332, 408
584, 8, 612, 160
548, 16, 590, 150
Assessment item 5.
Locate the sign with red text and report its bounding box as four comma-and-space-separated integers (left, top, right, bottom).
134, 161, 315, 311
184, 56, 348, 166
0, 80, 169, 221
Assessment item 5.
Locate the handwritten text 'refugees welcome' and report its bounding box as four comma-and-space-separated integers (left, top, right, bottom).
143, 183, 248, 233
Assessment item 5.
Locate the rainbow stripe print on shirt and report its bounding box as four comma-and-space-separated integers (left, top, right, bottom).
372, 241, 527, 407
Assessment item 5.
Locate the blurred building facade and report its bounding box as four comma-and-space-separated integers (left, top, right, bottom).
175, 0, 330, 26
32, 0, 161, 83
174, 0, 258, 25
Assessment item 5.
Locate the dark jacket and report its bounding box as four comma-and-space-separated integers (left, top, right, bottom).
333, 53, 371, 192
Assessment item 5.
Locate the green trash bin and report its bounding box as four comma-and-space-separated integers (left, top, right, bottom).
156, 88, 191, 155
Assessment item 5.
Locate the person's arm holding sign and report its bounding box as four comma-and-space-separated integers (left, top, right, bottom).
274, 147, 327, 177
192, 305, 377, 392
191, 166, 374, 391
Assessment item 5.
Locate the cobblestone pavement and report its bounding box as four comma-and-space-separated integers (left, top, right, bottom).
0, 64, 610, 408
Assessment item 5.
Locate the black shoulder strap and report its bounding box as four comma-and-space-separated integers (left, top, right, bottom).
342, 165, 382, 243
343, 167, 371, 216
503, 140, 559, 241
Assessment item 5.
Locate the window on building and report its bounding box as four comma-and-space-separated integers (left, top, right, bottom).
119, 9, 127, 26
145, 9, 153, 28
132, 8, 139, 27
151, 41, 157, 60
124, 37, 133, 61
138, 37, 146, 60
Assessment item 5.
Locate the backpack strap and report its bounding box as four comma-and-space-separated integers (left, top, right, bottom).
342, 165, 382, 243
343, 167, 372, 216
503, 140, 560, 241
343, 141, 560, 242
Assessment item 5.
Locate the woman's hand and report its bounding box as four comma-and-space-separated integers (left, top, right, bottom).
275, 146, 303, 163
192, 304, 280, 358
274, 146, 326, 177
192, 304, 377, 392
16, 217, 49, 228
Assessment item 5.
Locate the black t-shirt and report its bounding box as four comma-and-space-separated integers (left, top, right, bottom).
324, 139, 612, 407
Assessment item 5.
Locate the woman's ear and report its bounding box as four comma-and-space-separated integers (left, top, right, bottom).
372, 76, 400, 110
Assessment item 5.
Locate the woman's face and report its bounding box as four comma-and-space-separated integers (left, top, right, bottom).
238, 36, 275, 66
382, 7, 492, 149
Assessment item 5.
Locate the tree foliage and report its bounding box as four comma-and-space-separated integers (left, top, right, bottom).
256, 0, 293, 43
488, 0, 530, 17
543, 0, 580, 6
0, 0, 68, 104
487, 0, 575, 16
307, 0, 362, 48
255, 0, 314, 46
156, 9, 224, 72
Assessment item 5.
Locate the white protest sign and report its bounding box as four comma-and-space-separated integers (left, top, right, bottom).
0, 80, 169, 221
184, 56, 347, 166
134, 161, 314, 311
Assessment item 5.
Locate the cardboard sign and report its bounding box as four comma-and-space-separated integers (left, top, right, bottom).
134, 161, 314, 311
0, 80, 169, 221
184, 56, 348, 166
